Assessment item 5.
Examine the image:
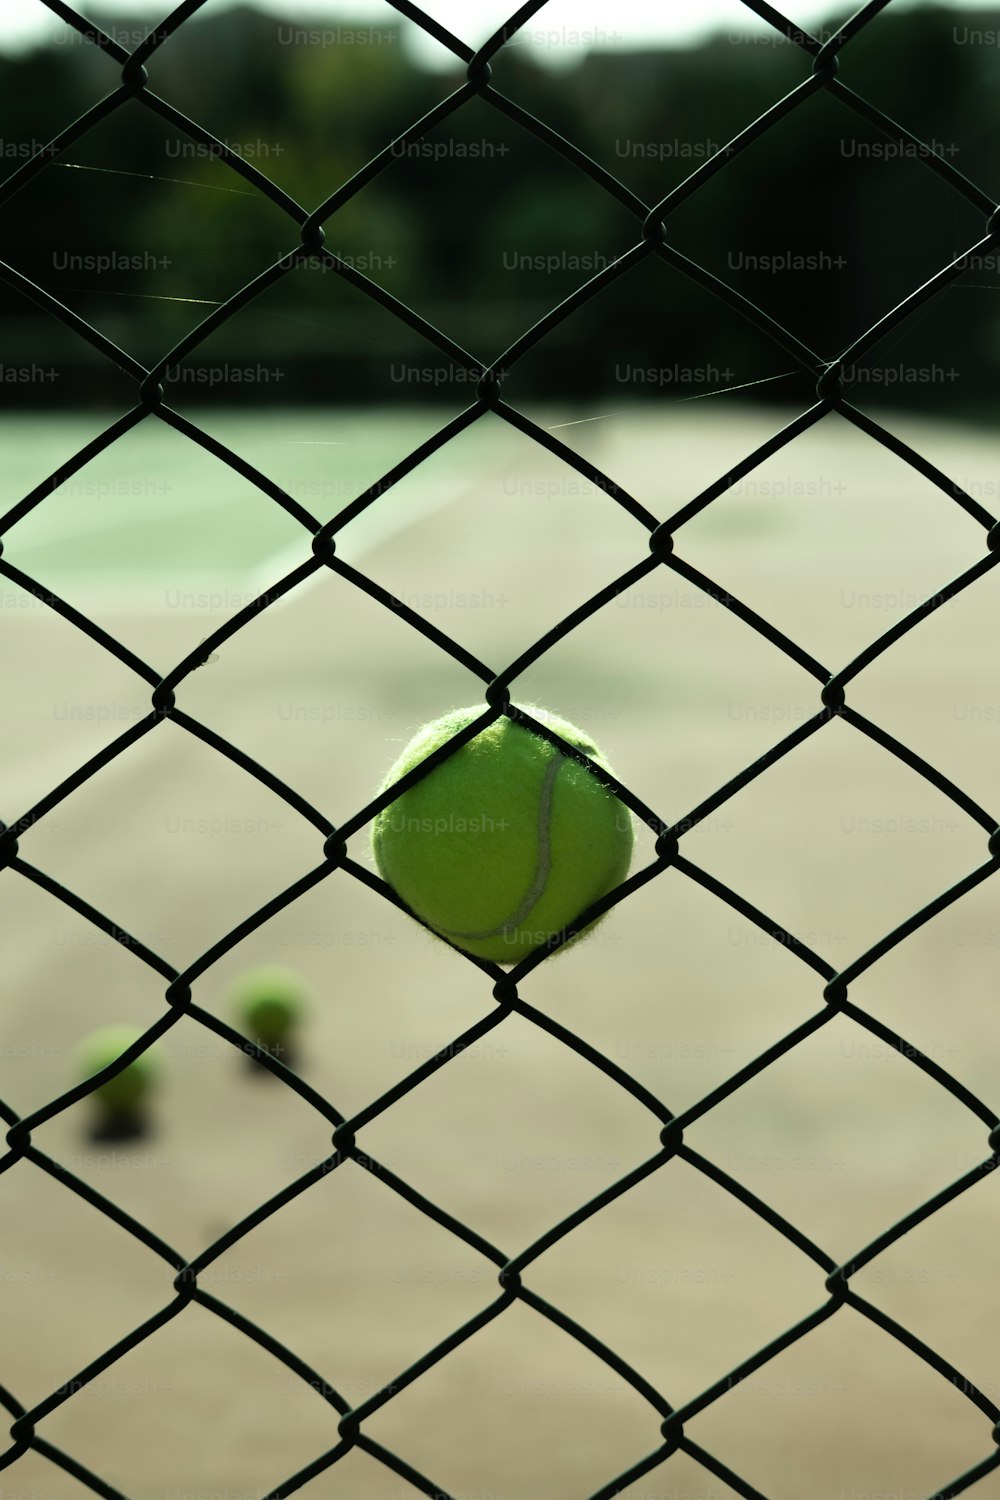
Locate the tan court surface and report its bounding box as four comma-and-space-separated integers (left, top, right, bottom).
2, 405, 1000, 1500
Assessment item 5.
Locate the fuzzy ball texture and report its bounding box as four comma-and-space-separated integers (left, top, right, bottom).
230, 965, 310, 1045
76, 1025, 159, 1115
371, 705, 633, 964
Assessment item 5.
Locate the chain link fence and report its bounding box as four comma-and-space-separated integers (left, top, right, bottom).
2, 1, 1000, 1496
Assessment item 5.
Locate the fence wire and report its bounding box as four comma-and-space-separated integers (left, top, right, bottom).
1, 1, 1000, 1497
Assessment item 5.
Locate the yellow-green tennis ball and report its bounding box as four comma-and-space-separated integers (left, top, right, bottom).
371, 705, 633, 964
230, 966, 309, 1046
76, 1025, 159, 1116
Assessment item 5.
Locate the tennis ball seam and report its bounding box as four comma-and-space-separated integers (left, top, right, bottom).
438, 751, 560, 940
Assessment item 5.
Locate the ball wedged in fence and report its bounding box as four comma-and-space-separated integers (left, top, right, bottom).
371, 704, 633, 965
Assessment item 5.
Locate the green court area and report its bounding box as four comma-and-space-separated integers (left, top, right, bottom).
0, 407, 519, 609
3, 402, 998, 625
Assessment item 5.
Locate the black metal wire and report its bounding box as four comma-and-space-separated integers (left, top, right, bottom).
1, 2, 999, 1497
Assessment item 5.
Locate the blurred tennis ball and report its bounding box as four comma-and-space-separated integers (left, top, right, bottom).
76, 1025, 160, 1121
230, 965, 310, 1057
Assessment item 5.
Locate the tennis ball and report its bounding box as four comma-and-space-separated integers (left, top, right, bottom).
230, 966, 309, 1047
371, 704, 633, 964
76, 1025, 159, 1116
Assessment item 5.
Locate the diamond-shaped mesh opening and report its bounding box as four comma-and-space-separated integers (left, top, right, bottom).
2, 4, 1000, 1499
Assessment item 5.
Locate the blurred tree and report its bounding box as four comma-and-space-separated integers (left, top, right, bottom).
0, 3, 995, 413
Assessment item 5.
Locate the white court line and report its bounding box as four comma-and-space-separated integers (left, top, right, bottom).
243, 454, 521, 604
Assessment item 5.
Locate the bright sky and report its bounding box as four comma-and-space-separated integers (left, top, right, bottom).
1, 0, 994, 65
